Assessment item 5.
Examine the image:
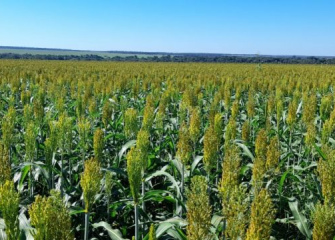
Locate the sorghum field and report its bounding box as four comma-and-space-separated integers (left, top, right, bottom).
0, 60, 335, 240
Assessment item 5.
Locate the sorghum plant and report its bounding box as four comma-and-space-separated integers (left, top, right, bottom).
0, 181, 20, 240
186, 176, 212, 240
80, 158, 102, 240
127, 147, 142, 240
246, 189, 276, 240
29, 190, 73, 240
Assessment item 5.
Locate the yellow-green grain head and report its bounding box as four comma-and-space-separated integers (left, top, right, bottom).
2, 106, 16, 151
25, 121, 37, 162
155, 109, 165, 133
286, 100, 297, 128
220, 145, 241, 197
313, 202, 335, 240
89, 99, 98, 116
126, 147, 142, 204
255, 129, 267, 159
187, 176, 212, 240
321, 119, 332, 145
78, 117, 91, 150
302, 93, 317, 125
204, 126, 219, 174
56, 97, 65, 115
305, 123, 316, 148
0, 181, 20, 240
148, 224, 157, 240
0, 143, 11, 185
246, 189, 276, 240
102, 100, 113, 129
183, 88, 197, 109
80, 158, 103, 212
224, 85, 231, 112
124, 108, 139, 139
105, 171, 114, 201
222, 185, 249, 240
224, 118, 237, 149
136, 129, 150, 170
252, 130, 268, 188
23, 104, 33, 127
57, 112, 73, 152
242, 121, 250, 142
231, 99, 239, 120
266, 136, 280, 171
246, 91, 255, 119
179, 100, 188, 124
214, 113, 223, 140
93, 128, 104, 162
320, 94, 333, 121
44, 138, 53, 168
176, 123, 192, 166
317, 150, 335, 205
267, 95, 275, 116
276, 98, 283, 127
189, 107, 201, 145
142, 95, 155, 131
29, 190, 73, 240
33, 98, 44, 125
21, 90, 31, 106
48, 120, 59, 154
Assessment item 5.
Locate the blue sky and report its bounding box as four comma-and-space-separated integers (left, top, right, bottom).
0, 0, 334, 56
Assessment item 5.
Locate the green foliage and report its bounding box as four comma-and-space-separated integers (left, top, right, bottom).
0, 61, 335, 239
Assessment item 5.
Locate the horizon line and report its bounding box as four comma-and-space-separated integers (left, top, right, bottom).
0, 45, 334, 58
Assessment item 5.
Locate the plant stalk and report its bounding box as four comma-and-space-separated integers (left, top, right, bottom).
61, 150, 64, 197
135, 203, 139, 240
84, 211, 90, 240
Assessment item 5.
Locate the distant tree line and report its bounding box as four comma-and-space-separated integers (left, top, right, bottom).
0, 52, 334, 64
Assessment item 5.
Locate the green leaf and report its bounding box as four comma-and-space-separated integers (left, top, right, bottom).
146, 170, 181, 198
69, 206, 85, 215
211, 215, 224, 229
118, 140, 136, 160
167, 228, 187, 240
19, 212, 34, 240
235, 142, 254, 160
191, 156, 203, 173
92, 221, 128, 240
240, 163, 253, 176
156, 222, 174, 237
314, 143, 326, 160
279, 170, 290, 196
288, 198, 312, 239
18, 165, 31, 191
155, 218, 187, 238
143, 190, 175, 203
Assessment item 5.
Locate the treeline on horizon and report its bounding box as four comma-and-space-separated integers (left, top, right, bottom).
1, 52, 335, 64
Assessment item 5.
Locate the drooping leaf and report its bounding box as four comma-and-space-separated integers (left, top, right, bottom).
92, 221, 128, 240
288, 198, 312, 239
